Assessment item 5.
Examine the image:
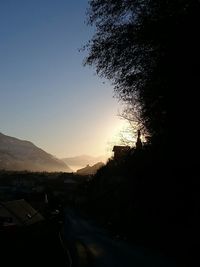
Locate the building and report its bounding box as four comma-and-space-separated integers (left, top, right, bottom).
0, 199, 44, 228
136, 130, 143, 150
112, 146, 130, 160
112, 130, 143, 160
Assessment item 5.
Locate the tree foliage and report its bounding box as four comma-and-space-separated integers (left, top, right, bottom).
85, 0, 200, 161
84, 3, 200, 263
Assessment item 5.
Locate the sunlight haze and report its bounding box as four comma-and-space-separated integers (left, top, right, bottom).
0, 0, 125, 158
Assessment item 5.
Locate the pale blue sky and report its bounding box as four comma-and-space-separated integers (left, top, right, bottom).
0, 0, 124, 158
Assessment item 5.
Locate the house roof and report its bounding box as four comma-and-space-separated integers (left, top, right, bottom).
112, 145, 130, 152
0, 199, 44, 226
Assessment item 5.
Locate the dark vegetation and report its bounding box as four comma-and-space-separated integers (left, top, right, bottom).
84, 148, 200, 265
82, 0, 200, 265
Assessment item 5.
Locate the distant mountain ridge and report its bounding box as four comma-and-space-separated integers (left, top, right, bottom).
62, 155, 107, 170
0, 132, 72, 172
76, 162, 104, 175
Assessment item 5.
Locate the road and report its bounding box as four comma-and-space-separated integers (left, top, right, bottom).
63, 208, 176, 267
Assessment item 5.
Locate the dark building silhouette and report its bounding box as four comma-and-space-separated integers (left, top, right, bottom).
112, 146, 130, 160
136, 130, 142, 150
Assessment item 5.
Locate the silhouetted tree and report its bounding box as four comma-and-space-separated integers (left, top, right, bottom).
84, 2, 200, 264
85, 0, 200, 167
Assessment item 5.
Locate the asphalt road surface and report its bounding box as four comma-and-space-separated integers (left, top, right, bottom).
63, 208, 176, 267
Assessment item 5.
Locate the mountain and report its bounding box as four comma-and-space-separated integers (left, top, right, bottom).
62, 155, 108, 171
0, 132, 72, 172
76, 162, 104, 175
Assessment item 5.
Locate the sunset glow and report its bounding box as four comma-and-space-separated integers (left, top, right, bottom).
0, 1, 124, 159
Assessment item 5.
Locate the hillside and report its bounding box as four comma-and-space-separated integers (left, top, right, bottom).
76, 162, 104, 175
62, 155, 107, 171
0, 132, 72, 172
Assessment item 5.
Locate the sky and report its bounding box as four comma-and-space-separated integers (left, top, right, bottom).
0, 0, 127, 158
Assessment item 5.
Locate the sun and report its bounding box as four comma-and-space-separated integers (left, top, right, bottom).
109, 121, 137, 147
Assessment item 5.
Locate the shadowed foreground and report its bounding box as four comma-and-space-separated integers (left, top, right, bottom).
63, 208, 176, 267
0, 225, 68, 267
